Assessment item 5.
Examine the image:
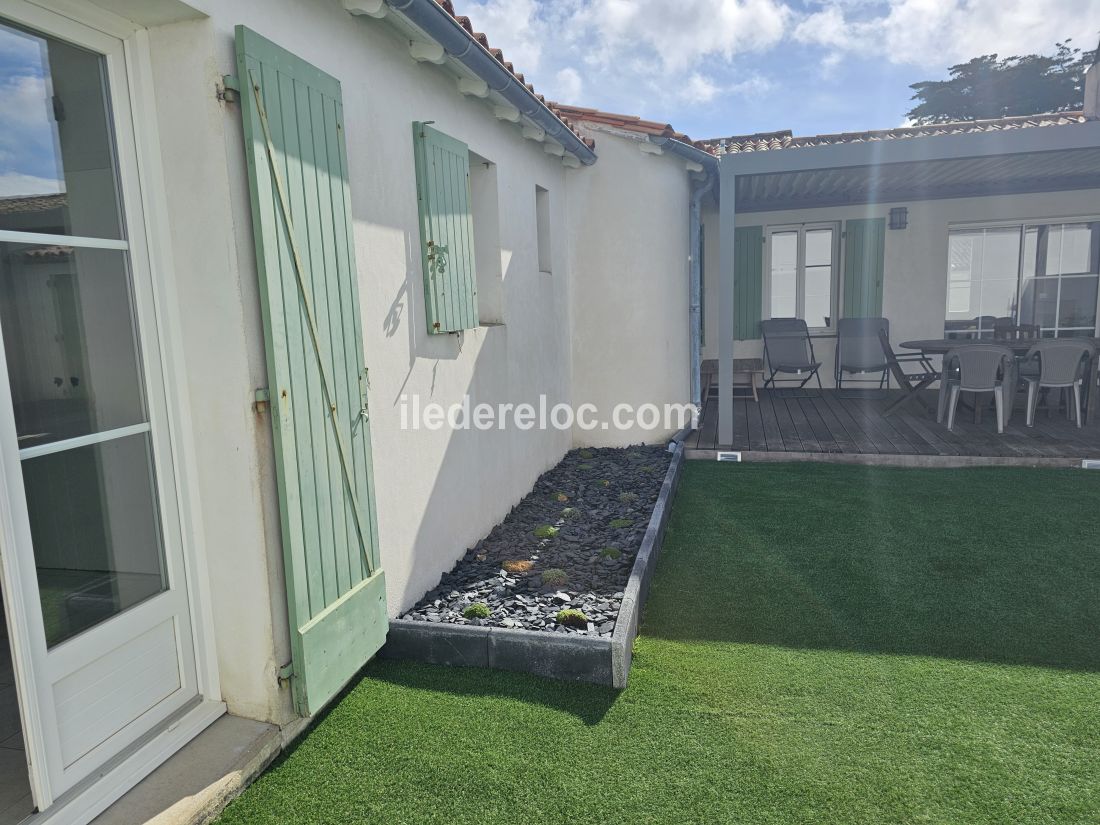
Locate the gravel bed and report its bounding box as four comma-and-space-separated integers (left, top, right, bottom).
401, 444, 673, 637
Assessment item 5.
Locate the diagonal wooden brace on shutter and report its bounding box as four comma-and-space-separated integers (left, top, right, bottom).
249, 71, 373, 577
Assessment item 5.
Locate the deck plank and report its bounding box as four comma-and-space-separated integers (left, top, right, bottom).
693, 389, 1100, 459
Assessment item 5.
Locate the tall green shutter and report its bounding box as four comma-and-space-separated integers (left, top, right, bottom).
412, 123, 479, 334
236, 26, 386, 717
733, 226, 764, 340
842, 218, 886, 318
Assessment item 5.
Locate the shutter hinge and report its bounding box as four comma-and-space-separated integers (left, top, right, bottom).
254, 387, 270, 414
359, 368, 370, 421
218, 74, 240, 104
277, 661, 294, 684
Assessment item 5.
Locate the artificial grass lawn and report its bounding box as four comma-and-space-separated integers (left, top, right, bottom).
220, 463, 1100, 824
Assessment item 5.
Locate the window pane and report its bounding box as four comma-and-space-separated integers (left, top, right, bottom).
946, 229, 1020, 335
1019, 277, 1059, 329
804, 265, 831, 328
1058, 276, 1098, 330
0, 242, 147, 447
1058, 223, 1100, 275
979, 278, 1018, 321
805, 229, 833, 267
0, 19, 124, 239
22, 433, 166, 647
770, 232, 797, 318
983, 228, 1021, 280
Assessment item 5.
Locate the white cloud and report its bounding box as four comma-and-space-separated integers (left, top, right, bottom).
794, 0, 1100, 68
552, 67, 584, 102
0, 173, 62, 197
460, 0, 790, 115
581, 0, 791, 73
684, 73, 721, 104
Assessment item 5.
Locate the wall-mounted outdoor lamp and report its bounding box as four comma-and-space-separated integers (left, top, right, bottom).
889, 207, 908, 230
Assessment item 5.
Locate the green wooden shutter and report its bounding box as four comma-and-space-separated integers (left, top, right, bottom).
842, 218, 886, 318
236, 26, 386, 717
412, 123, 479, 334
733, 226, 764, 340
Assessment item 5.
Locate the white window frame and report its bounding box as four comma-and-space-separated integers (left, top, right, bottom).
764, 222, 840, 330
0, 1, 223, 819
945, 215, 1100, 338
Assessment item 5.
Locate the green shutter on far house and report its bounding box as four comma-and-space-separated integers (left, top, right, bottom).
236, 25, 386, 717
412, 122, 479, 334
842, 218, 886, 318
733, 226, 764, 340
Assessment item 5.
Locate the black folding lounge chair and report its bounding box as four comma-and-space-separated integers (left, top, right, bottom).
761, 318, 822, 394
877, 328, 941, 417
835, 317, 890, 394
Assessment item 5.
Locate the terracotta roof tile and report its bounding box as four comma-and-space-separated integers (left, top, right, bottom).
547, 103, 707, 150
432, 0, 594, 150
701, 112, 1090, 155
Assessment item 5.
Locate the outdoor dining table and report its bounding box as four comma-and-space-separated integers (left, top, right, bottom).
899, 338, 1100, 427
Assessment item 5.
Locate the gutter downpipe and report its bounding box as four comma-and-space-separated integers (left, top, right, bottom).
651, 137, 718, 411
688, 172, 714, 410
386, 0, 597, 165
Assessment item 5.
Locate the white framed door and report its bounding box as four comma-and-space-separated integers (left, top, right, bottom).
0, 4, 200, 809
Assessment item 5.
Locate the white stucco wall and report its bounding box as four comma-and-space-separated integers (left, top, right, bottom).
702, 189, 1100, 386
143, 0, 586, 723
567, 128, 694, 446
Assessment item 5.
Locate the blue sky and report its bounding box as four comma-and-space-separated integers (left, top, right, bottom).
0, 21, 62, 196
458, 0, 1100, 140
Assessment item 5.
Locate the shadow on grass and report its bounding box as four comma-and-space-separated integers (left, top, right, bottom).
362, 657, 619, 725
644, 462, 1100, 672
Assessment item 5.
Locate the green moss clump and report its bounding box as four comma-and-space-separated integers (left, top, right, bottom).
578, 463, 594, 471
462, 603, 490, 620
609, 518, 633, 529
541, 568, 569, 587
619, 491, 638, 503
599, 547, 621, 559
561, 507, 578, 519
533, 525, 559, 539
554, 492, 569, 502
579, 449, 595, 459
556, 609, 588, 629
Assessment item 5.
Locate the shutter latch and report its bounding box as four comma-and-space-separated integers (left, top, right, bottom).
218, 74, 241, 104
254, 387, 270, 414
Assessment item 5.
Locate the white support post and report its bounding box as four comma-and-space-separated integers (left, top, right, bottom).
457, 77, 489, 98
717, 164, 736, 448
493, 104, 520, 122
409, 40, 446, 64
343, 0, 387, 17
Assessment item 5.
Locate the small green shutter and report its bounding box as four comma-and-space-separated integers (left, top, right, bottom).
734, 226, 764, 340
236, 26, 386, 717
842, 218, 886, 318
412, 122, 479, 334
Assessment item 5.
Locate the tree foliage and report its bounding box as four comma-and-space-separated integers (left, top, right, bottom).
907, 40, 1098, 125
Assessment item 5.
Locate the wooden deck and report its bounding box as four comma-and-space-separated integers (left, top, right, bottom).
685, 389, 1100, 465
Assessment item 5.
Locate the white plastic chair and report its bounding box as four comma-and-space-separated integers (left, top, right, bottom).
1020, 341, 1095, 428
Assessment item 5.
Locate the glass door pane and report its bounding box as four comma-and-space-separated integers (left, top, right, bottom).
769, 231, 797, 318
0, 241, 165, 648
0, 20, 124, 240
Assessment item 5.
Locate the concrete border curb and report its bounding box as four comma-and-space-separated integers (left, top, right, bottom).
381, 442, 685, 687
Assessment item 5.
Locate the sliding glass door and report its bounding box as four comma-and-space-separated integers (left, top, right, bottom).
0, 7, 198, 806
945, 221, 1100, 338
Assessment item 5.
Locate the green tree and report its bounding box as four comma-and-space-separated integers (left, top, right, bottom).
907, 40, 1098, 125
